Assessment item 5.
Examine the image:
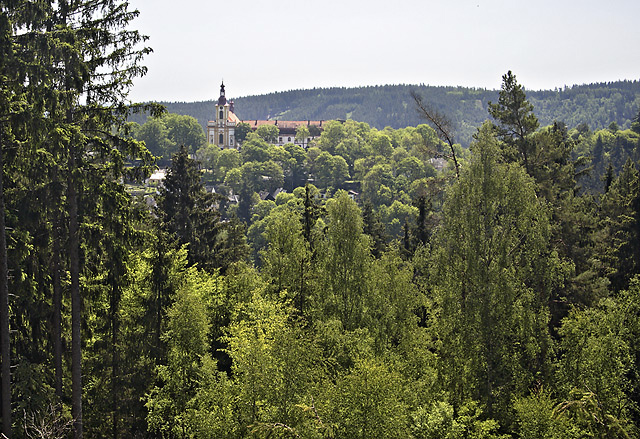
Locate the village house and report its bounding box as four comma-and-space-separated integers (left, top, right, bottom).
206, 82, 327, 149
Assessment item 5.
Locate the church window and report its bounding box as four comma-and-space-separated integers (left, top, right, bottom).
219, 109, 224, 120
219, 133, 224, 145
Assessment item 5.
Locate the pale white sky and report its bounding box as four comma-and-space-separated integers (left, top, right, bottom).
126, 0, 640, 103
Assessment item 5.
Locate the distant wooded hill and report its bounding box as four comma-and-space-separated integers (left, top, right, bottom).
131, 81, 640, 148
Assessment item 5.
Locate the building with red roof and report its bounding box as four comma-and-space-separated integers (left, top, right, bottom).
207, 83, 327, 149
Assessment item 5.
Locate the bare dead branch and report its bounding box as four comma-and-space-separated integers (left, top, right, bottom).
411, 90, 460, 178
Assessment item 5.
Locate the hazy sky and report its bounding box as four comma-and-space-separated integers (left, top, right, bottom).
126, 0, 640, 103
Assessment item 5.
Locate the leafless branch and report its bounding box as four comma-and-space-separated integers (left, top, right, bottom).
411, 90, 460, 178
23, 404, 73, 439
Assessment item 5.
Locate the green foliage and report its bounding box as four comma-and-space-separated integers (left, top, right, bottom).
260, 206, 311, 313
6, 23, 640, 439
158, 146, 248, 272
315, 191, 371, 330
553, 389, 633, 439
556, 280, 640, 436
224, 290, 321, 433
235, 122, 252, 144
146, 266, 221, 438
599, 158, 640, 292
324, 358, 410, 439
430, 123, 554, 423
488, 70, 540, 173
313, 151, 349, 189
256, 124, 279, 143
412, 400, 509, 439
133, 113, 205, 163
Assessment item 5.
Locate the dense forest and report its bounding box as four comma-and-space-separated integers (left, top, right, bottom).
2, 2, 640, 439
136, 80, 640, 149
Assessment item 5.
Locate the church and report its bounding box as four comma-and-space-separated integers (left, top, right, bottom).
207, 82, 327, 149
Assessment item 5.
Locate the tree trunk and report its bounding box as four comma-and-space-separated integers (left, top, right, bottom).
0, 132, 12, 438
110, 277, 120, 439
68, 157, 82, 439
52, 225, 63, 402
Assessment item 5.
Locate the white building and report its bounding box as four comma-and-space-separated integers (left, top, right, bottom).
206, 82, 327, 149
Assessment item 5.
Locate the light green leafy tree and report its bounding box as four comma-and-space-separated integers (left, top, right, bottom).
371, 132, 394, 158
256, 124, 279, 143
134, 117, 176, 161
313, 151, 349, 190
361, 163, 394, 206
430, 123, 555, 423
513, 387, 580, 439
146, 266, 219, 438
315, 191, 371, 330
241, 133, 271, 163
224, 290, 321, 434
555, 277, 640, 437
260, 206, 312, 314
324, 358, 410, 439
379, 200, 419, 239
235, 122, 252, 144
411, 400, 510, 439
163, 113, 206, 152
317, 120, 346, 155
295, 124, 310, 146
366, 248, 418, 351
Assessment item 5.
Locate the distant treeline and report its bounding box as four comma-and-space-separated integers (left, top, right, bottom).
130, 80, 640, 148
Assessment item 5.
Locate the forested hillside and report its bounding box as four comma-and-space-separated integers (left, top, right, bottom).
3, 1, 640, 439
140, 81, 640, 148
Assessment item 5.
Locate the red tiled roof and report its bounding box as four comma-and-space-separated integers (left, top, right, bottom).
242, 120, 325, 129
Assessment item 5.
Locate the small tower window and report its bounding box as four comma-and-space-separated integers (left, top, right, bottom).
219, 109, 224, 120
219, 133, 224, 145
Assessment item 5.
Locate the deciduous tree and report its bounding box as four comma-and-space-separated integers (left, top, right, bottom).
431, 123, 555, 424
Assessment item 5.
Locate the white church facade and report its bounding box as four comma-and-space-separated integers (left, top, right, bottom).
206, 82, 239, 148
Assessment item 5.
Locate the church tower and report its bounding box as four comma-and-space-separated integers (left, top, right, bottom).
207, 82, 238, 148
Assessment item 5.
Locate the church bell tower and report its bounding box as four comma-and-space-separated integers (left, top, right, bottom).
207, 81, 237, 148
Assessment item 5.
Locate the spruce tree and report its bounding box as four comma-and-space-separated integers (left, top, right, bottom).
23, 2, 155, 437
488, 70, 539, 174
601, 158, 640, 292
158, 145, 224, 272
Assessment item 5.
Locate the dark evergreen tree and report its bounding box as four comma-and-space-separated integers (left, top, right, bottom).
0, 2, 157, 437
488, 70, 540, 174
301, 183, 323, 252
632, 109, 640, 134
604, 162, 615, 193
411, 195, 432, 248
362, 202, 387, 258
601, 159, 640, 292
158, 145, 223, 271
0, 6, 19, 434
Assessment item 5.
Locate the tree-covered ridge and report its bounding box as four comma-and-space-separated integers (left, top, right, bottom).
139, 80, 640, 148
